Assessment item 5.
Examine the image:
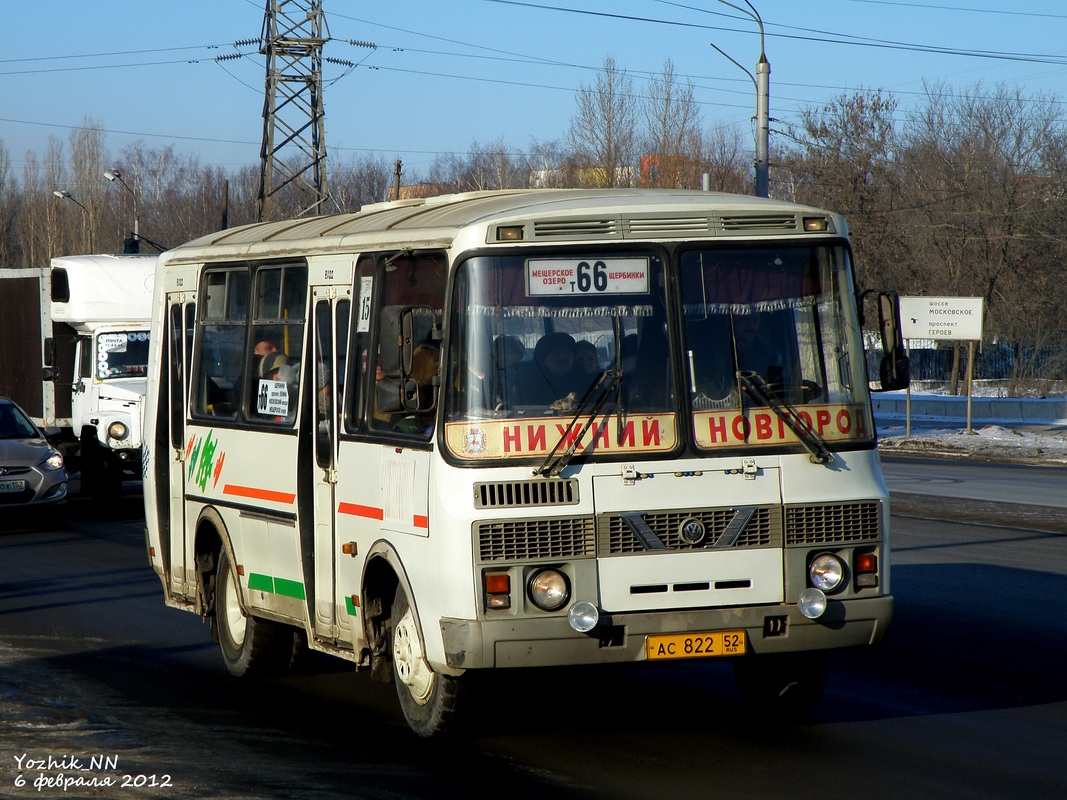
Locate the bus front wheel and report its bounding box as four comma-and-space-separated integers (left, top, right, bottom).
390, 584, 463, 737
215, 548, 296, 676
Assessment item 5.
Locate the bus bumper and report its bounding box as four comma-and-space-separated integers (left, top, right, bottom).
439, 595, 892, 669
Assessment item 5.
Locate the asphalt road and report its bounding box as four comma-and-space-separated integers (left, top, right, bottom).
1, 465, 1065, 799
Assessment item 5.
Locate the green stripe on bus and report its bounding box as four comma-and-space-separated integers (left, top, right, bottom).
345, 596, 359, 617
274, 577, 306, 600
247, 573, 305, 601
248, 573, 274, 592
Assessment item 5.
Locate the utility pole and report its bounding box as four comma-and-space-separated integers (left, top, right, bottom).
257, 0, 330, 221
710, 0, 769, 197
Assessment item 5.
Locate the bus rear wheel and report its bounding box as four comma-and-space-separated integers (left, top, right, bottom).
732, 651, 829, 721
390, 584, 463, 737
215, 548, 298, 676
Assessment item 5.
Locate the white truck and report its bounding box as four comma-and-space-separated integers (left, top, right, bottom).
0, 254, 155, 498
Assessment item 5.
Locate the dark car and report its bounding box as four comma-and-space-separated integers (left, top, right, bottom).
0, 396, 69, 513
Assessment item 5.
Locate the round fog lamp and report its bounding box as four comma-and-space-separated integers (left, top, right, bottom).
567, 601, 600, 633
798, 588, 827, 619
108, 421, 129, 441
809, 553, 845, 592
528, 569, 569, 611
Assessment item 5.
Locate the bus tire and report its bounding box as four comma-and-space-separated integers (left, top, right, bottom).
390, 584, 463, 737
215, 548, 293, 676
732, 651, 829, 721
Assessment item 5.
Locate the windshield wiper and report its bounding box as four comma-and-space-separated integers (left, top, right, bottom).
737, 370, 833, 464
533, 367, 622, 477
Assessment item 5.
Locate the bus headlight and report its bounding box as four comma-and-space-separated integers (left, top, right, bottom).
108, 421, 129, 441
567, 601, 600, 633
798, 588, 827, 619
809, 553, 845, 593
527, 568, 569, 612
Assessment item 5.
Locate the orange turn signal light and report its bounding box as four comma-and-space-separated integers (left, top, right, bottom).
855, 553, 878, 574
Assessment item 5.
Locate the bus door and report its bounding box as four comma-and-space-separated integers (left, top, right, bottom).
164, 292, 196, 596
311, 287, 352, 641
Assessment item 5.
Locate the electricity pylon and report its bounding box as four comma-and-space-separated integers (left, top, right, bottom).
258, 0, 329, 221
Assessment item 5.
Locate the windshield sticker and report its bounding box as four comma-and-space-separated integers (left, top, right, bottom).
693, 403, 870, 449
527, 258, 650, 297
98, 333, 128, 352
445, 413, 676, 460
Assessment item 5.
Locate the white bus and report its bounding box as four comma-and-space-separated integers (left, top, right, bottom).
142, 189, 909, 736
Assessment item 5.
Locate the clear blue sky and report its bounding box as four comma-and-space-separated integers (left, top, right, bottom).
4, 1, 1067, 178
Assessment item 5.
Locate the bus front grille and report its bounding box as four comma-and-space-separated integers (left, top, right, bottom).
474, 478, 579, 509
476, 516, 596, 562
598, 506, 781, 555
785, 501, 882, 545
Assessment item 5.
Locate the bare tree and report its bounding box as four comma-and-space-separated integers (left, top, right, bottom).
426, 137, 527, 193
642, 59, 703, 188
699, 122, 750, 193
526, 138, 576, 188
568, 56, 639, 188
67, 118, 109, 252
780, 89, 909, 294
0, 141, 17, 265
902, 81, 1064, 375
330, 153, 394, 210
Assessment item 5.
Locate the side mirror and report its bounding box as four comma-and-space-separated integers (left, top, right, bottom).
875, 291, 910, 392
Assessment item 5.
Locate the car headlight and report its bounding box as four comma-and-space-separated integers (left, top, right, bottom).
809, 553, 845, 593
527, 568, 570, 611
39, 450, 65, 472
108, 421, 129, 441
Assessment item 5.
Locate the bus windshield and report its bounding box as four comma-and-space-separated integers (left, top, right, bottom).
681, 244, 872, 451
445, 251, 677, 462
445, 244, 873, 462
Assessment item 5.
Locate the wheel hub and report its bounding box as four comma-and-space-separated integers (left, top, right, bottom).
393, 606, 434, 704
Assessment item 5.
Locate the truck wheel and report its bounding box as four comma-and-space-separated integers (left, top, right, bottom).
732, 652, 829, 721
390, 584, 463, 736
215, 548, 296, 676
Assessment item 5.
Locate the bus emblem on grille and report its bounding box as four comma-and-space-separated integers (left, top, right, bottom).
679, 517, 706, 545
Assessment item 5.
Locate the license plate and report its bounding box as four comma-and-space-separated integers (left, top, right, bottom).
0, 479, 26, 493
646, 630, 746, 661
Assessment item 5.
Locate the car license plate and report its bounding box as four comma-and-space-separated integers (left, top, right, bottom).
0, 479, 26, 493
646, 630, 746, 661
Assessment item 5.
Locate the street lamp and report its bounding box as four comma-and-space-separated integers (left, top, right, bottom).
710, 0, 769, 197
104, 167, 139, 249
53, 189, 94, 253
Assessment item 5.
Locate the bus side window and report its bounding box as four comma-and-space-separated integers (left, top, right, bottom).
247, 264, 307, 424
192, 269, 248, 420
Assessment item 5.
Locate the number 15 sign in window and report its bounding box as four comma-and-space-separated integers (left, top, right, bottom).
526, 257, 649, 296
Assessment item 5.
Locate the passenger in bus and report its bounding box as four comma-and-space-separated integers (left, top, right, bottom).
490, 335, 525, 410
254, 339, 290, 380
574, 339, 599, 385
517, 332, 583, 409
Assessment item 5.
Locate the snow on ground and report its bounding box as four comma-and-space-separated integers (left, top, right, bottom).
872, 386, 1067, 464
876, 419, 1067, 464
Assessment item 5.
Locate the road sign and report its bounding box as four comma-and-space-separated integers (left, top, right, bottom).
899, 296, 984, 341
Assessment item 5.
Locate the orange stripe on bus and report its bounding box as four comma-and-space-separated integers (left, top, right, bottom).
338, 503, 384, 520
413, 514, 428, 528
223, 484, 297, 504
